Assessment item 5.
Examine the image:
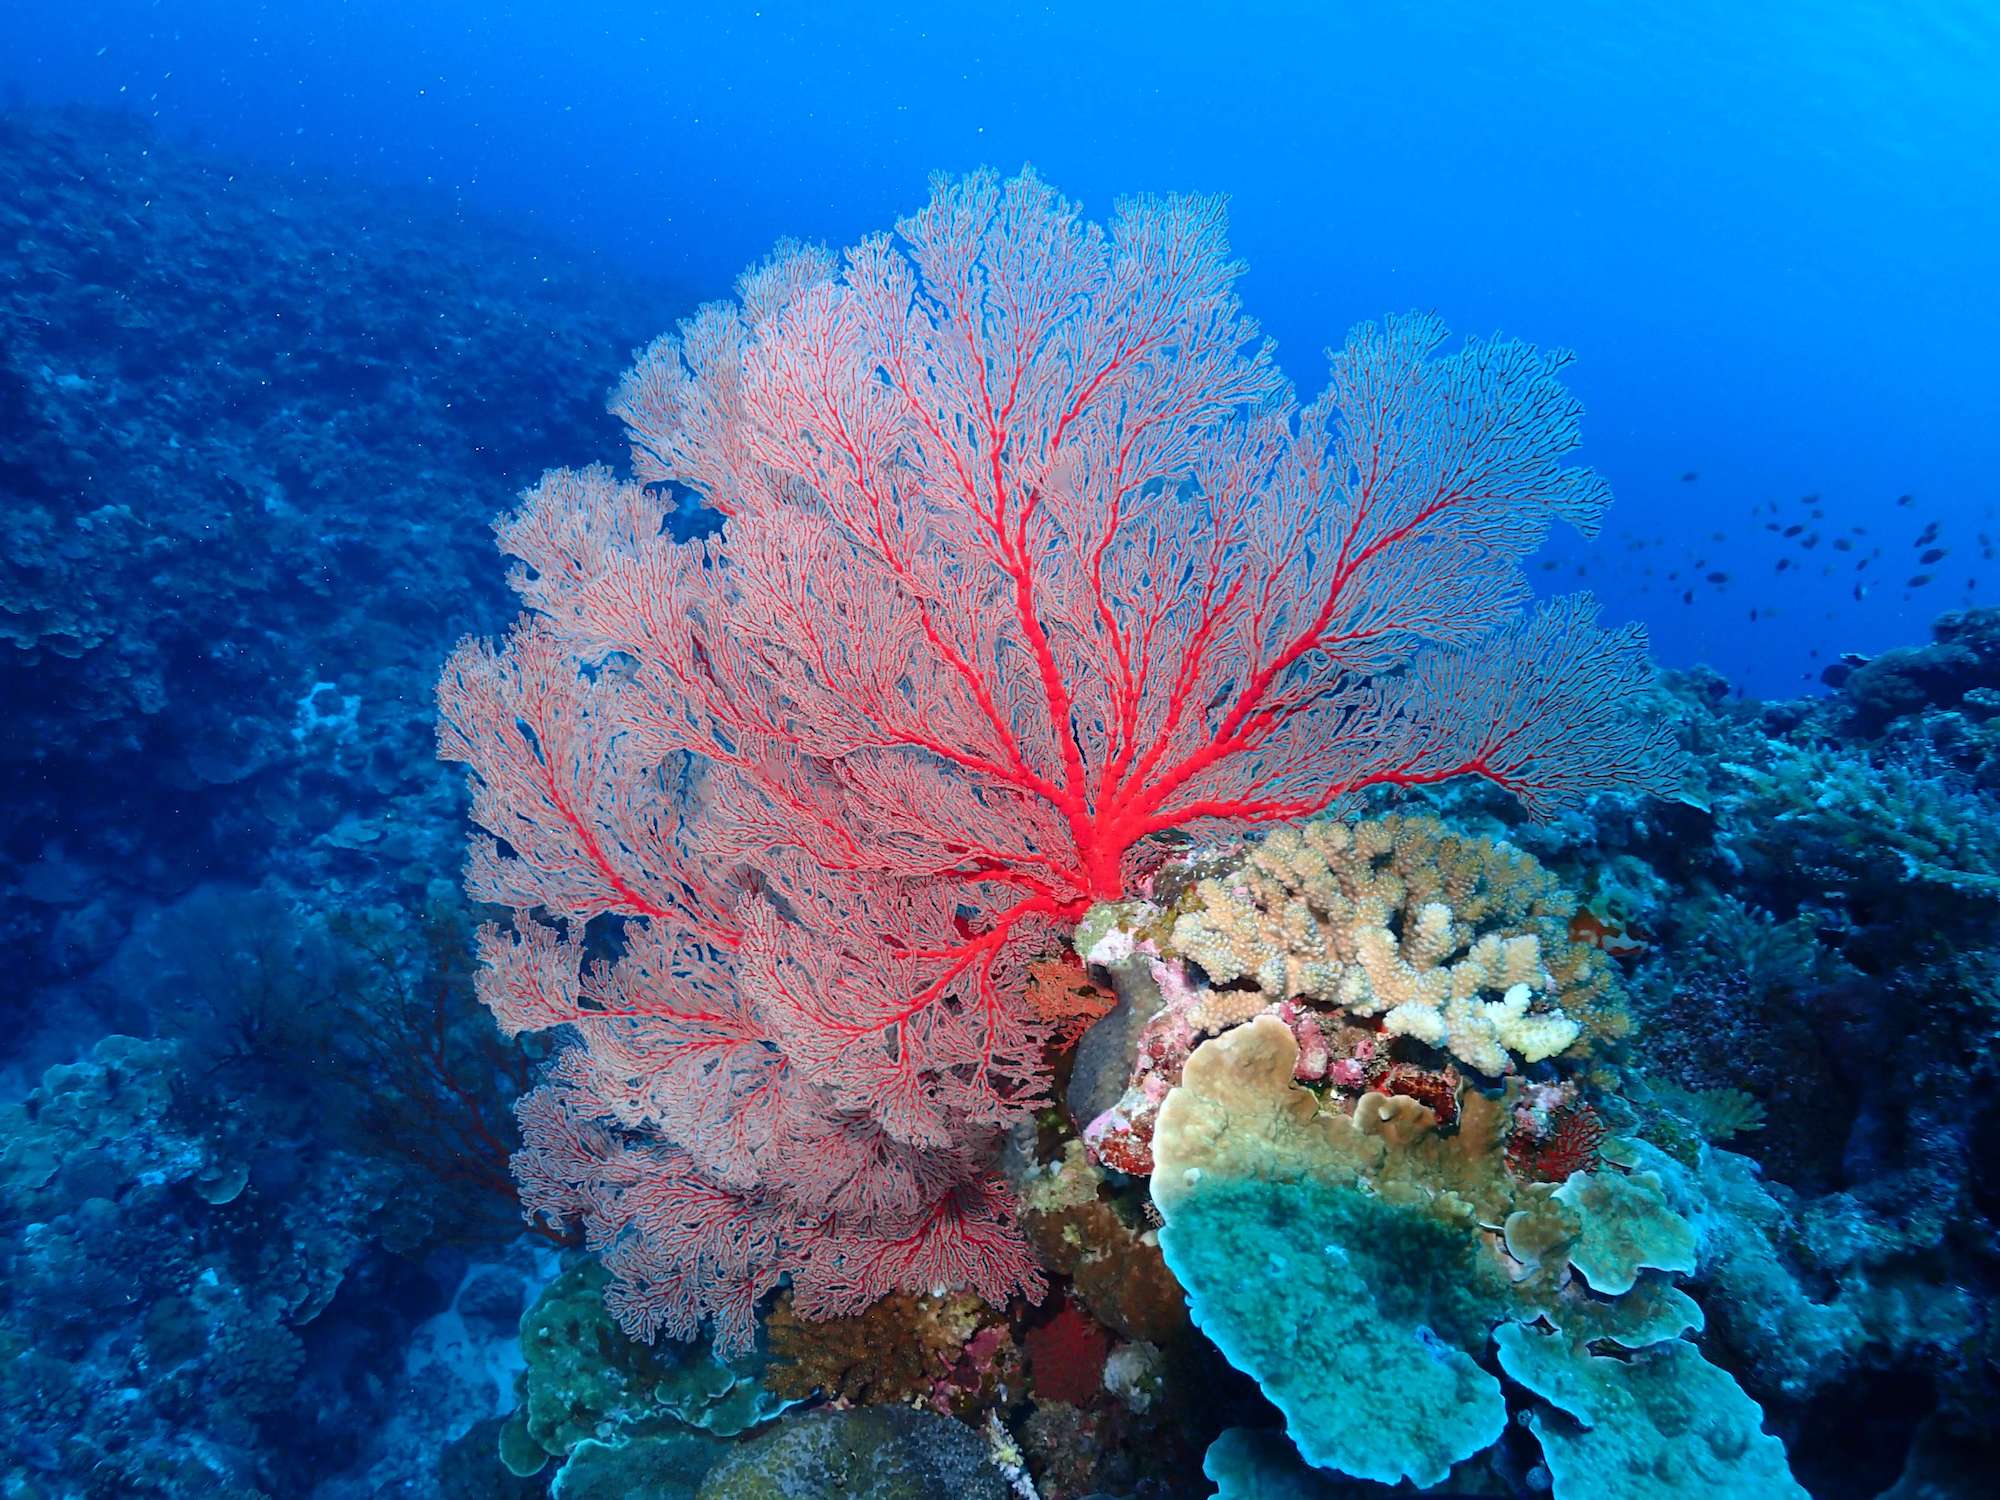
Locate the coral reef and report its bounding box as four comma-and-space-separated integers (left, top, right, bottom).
445, 168, 1673, 1357
0, 105, 683, 1049
8, 91, 2000, 1500
0, 1034, 441, 1496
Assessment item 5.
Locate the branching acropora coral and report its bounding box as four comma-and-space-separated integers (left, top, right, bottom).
1162, 814, 1625, 1075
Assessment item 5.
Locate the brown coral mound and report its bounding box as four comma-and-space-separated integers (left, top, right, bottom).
763, 1289, 989, 1405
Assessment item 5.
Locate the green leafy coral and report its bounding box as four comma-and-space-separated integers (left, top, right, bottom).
1498, 1329, 1803, 1500
1149, 1016, 1804, 1497
499, 1261, 793, 1479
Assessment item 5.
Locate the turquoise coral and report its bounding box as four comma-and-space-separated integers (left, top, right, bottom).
1160, 1172, 1507, 1487
1498, 1329, 1806, 1500
1147, 1014, 1805, 1497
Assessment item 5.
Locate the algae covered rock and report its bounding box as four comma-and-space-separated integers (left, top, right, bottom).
695, 1407, 1011, 1500
501, 1259, 793, 1476
552, 1432, 723, 1500
438, 1416, 547, 1500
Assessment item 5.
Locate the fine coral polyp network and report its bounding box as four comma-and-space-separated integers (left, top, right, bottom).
437, 167, 1676, 1354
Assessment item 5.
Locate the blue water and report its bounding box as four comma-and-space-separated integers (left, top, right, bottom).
9, 1, 1996, 695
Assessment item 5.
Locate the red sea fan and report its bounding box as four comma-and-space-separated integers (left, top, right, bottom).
436, 168, 1678, 1352
1506, 1101, 1608, 1184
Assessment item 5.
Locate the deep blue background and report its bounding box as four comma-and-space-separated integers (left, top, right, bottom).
7, 0, 1996, 695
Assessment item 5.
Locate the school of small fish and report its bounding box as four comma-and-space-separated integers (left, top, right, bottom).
1534, 476, 1993, 685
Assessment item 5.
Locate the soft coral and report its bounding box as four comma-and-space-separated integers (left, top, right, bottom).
438, 168, 1677, 1350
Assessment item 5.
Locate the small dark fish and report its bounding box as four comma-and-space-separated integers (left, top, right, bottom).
1832, 537, 1853, 551
1681, 471, 1699, 482
1749, 607, 1759, 621
1896, 493, 1915, 506
1919, 547, 1947, 565
1856, 557, 1870, 571
1801, 493, 1820, 503
1763, 521, 1782, 533
1802, 533, 1820, 549
1710, 530, 1726, 542
1854, 583, 1867, 601
1916, 521, 1940, 545
1775, 557, 1793, 572
1681, 589, 1694, 604
1810, 509, 1825, 520
1705, 571, 1730, 584
1783, 524, 1805, 537
1909, 573, 1933, 587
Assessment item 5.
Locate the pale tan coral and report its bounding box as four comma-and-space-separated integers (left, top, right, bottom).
1151, 1017, 1690, 1308
1187, 986, 1278, 1035
1353, 1089, 1437, 1150
1150, 1016, 1384, 1218
1161, 815, 1614, 1074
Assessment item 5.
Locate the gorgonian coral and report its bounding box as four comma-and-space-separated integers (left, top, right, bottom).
437, 168, 1675, 1350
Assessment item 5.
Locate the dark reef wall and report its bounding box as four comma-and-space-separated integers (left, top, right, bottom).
0, 106, 694, 1497
0, 106, 684, 1030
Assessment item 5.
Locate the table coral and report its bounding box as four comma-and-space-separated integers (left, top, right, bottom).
1498, 1329, 1806, 1500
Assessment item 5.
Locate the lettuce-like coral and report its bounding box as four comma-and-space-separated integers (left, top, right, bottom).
1148, 1016, 1802, 1496
1497, 1328, 1805, 1499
